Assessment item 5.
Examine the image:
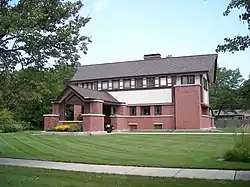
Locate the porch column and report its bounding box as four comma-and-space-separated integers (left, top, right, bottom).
82, 100, 104, 132
74, 105, 82, 120
111, 104, 129, 131
52, 103, 60, 114
59, 103, 65, 120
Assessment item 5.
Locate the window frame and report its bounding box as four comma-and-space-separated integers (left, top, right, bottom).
129, 106, 137, 116
181, 75, 195, 84
123, 79, 131, 89
159, 77, 167, 87
135, 78, 143, 88
154, 106, 162, 115
147, 77, 155, 88
101, 81, 108, 90
141, 106, 150, 115
203, 77, 208, 90
112, 80, 120, 89
87, 82, 93, 89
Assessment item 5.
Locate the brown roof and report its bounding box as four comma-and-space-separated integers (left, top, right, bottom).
71, 54, 218, 82
69, 85, 119, 103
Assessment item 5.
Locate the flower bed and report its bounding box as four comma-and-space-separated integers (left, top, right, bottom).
46, 123, 83, 132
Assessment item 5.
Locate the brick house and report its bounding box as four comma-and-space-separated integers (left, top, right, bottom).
44, 53, 217, 131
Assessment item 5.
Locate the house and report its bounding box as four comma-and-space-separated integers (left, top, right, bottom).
44, 53, 218, 131
213, 110, 250, 120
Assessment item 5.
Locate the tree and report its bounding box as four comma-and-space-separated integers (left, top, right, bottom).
209, 67, 244, 118
0, 0, 91, 69
239, 76, 250, 109
0, 65, 76, 128
216, 0, 250, 53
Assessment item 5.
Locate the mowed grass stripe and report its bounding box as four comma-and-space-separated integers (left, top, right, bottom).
1, 166, 250, 187
1, 133, 250, 169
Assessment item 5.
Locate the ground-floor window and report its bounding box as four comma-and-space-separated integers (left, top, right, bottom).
154, 124, 162, 129
129, 125, 137, 131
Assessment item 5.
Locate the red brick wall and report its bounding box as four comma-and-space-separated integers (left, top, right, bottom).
175, 85, 201, 129
44, 115, 59, 130
111, 117, 128, 131
200, 116, 214, 129
82, 115, 104, 131
92, 101, 103, 114
127, 116, 174, 130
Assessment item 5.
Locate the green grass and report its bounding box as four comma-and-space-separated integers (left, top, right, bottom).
0, 133, 250, 169
1, 166, 250, 187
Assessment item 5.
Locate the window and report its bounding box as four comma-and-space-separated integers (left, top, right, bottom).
181, 75, 195, 84
203, 77, 208, 90
154, 124, 162, 129
87, 83, 93, 89
135, 78, 143, 88
83, 83, 88, 88
154, 106, 162, 115
141, 106, 150, 115
130, 106, 136, 116
147, 77, 155, 88
112, 80, 119, 89
102, 81, 108, 90
124, 79, 131, 89
160, 77, 167, 86
111, 106, 117, 115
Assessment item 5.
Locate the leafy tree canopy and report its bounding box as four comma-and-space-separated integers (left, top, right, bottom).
217, 0, 250, 53
0, 0, 91, 70
209, 67, 244, 117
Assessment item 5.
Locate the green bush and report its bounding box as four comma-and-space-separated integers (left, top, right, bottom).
68, 123, 83, 132
224, 144, 250, 162
1, 122, 23, 133
224, 125, 250, 162
0, 109, 32, 133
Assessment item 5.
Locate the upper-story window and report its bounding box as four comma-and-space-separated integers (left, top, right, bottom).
135, 78, 143, 88
203, 77, 208, 90
181, 75, 195, 84
154, 106, 162, 115
124, 79, 131, 89
147, 77, 155, 88
141, 106, 150, 115
130, 106, 136, 116
112, 80, 119, 89
159, 77, 167, 86
102, 81, 108, 90
83, 83, 87, 88
87, 83, 93, 89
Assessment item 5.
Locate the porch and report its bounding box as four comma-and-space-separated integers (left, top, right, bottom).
43, 85, 128, 132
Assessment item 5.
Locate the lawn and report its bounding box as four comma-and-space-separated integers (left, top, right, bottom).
1, 166, 250, 187
0, 132, 250, 169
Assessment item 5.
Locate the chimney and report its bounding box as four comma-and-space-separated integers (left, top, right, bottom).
143, 53, 161, 60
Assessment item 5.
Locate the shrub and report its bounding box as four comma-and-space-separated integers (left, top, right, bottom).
224, 144, 250, 162
55, 124, 70, 132
224, 125, 250, 162
76, 114, 83, 121
68, 123, 83, 132
1, 122, 24, 133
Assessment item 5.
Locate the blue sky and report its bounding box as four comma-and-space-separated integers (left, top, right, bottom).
81, 0, 249, 78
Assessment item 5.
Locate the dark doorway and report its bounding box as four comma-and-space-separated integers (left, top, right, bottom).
103, 104, 111, 125
65, 104, 74, 120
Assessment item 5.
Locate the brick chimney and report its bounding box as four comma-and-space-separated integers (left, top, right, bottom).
143, 53, 161, 60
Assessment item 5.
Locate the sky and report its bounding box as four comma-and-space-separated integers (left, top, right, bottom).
80, 0, 249, 79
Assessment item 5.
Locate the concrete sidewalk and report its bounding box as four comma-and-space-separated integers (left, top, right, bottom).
0, 158, 249, 181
